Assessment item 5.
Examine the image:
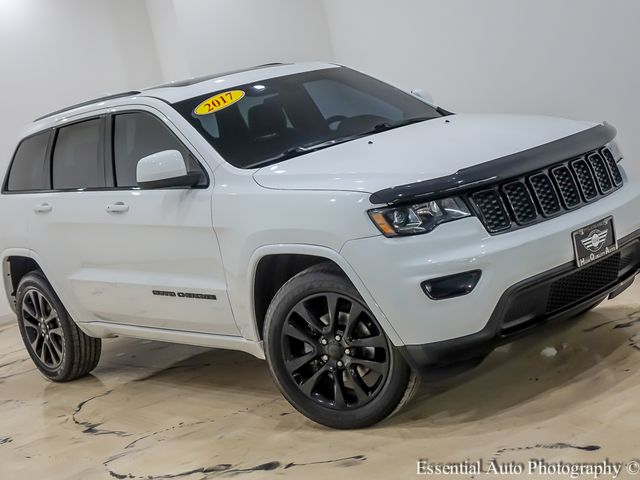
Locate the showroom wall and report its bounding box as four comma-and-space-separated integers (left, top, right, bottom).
0, 0, 161, 163
145, 0, 334, 80
323, 0, 640, 173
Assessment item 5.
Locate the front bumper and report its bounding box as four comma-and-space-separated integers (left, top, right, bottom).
340, 167, 640, 362
399, 229, 640, 376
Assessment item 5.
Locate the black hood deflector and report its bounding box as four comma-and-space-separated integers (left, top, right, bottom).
369, 123, 617, 205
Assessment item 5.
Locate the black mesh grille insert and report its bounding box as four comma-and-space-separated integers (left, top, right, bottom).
587, 153, 613, 193
551, 166, 581, 209
502, 181, 537, 224
571, 159, 598, 200
529, 173, 561, 216
471, 190, 510, 232
601, 147, 623, 186
469, 147, 623, 234
620, 247, 635, 272
546, 253, 621, 313
495, 241, 640, 337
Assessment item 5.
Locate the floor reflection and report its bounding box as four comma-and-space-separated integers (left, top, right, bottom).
0, 284, 639, 479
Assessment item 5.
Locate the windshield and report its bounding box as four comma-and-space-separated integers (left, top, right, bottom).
173, 67, 442, 169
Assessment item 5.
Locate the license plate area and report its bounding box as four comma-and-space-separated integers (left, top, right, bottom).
572, 216, 617, 267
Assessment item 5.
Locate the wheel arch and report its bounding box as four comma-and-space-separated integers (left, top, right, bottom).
248, 244, 402, 346
1, 250, 86, 336
2, 249, 43, 314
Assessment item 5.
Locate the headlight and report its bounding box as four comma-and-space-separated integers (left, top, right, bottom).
606, 139, 623, 163
368, 197, 471, 237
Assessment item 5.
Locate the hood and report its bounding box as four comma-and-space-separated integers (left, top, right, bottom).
253, 113, 597, 195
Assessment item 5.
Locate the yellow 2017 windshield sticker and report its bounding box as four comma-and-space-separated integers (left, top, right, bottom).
194, 90, 245, 115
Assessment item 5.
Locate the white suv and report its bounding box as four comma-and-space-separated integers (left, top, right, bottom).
2, 62, 639, 429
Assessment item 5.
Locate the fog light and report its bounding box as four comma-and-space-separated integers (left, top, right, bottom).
421, 270, 482, 300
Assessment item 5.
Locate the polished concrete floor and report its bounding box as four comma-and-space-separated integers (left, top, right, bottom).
1, 284, 640, 480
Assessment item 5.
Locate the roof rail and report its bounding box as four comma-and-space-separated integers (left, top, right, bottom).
34, 91, 141, 122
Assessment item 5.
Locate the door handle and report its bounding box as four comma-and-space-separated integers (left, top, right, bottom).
106, 202, 129, 213
34, 203, 52, 213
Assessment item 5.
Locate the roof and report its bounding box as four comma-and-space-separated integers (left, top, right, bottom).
144, 63, 288, 89
33, 62, 337, 125
142, 61, 336, 103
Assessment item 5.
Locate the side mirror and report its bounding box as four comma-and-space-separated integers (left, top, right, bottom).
411, 88, 434, 105
136, 150, 200, 189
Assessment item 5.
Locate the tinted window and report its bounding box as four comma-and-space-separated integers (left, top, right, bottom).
173, 67, 441, 169
113, 112, 206, 187
52, 119, 105, 189
6, 131, 50, 191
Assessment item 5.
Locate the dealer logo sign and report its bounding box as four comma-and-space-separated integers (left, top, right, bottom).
572, 216, 617, 267
581, 228, 609, 252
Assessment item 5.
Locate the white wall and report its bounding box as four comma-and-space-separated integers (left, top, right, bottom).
323, 0, 640, 170
148, 0, 334, 81
145, 0, 192, 81
0, 0, 162, 161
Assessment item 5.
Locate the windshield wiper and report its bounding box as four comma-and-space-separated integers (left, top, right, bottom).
285, 138, 348, 154
245, 116, 436, 169
369, 116, 435, 133
244, 136, 362, 168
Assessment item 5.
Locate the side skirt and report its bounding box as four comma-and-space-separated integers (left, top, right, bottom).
79, 321, 265, 359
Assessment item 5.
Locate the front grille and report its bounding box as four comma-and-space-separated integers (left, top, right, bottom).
529, 173, 561, 216
602, 148, 623, 186
471, 190, 511, 232
470, 147, 623, 234
502, 181, 537, 224
572, 158, 599, 200
551, 166, 581, 209
546, 253, 620, 313
587, 152, 613, 193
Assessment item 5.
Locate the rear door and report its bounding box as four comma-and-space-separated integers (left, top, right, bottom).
1, 130, 52, 295
28, 109, 238, 335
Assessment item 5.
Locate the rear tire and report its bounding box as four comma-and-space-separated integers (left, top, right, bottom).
264, 263, 416, 429
16, 272, 101, 382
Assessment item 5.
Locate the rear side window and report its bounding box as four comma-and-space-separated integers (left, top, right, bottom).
52, 119, 105, 189
113, 112, 206, 187
6, 132, 50, 191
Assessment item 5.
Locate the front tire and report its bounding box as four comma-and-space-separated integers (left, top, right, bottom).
264, 264, 416, 429
16, 272, 101, 382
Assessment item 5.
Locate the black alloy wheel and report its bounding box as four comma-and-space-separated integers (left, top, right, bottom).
264, 263, 416, 429
281, 292, 390, 409
21, 287, 65, 369
16, 272, 101, 381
